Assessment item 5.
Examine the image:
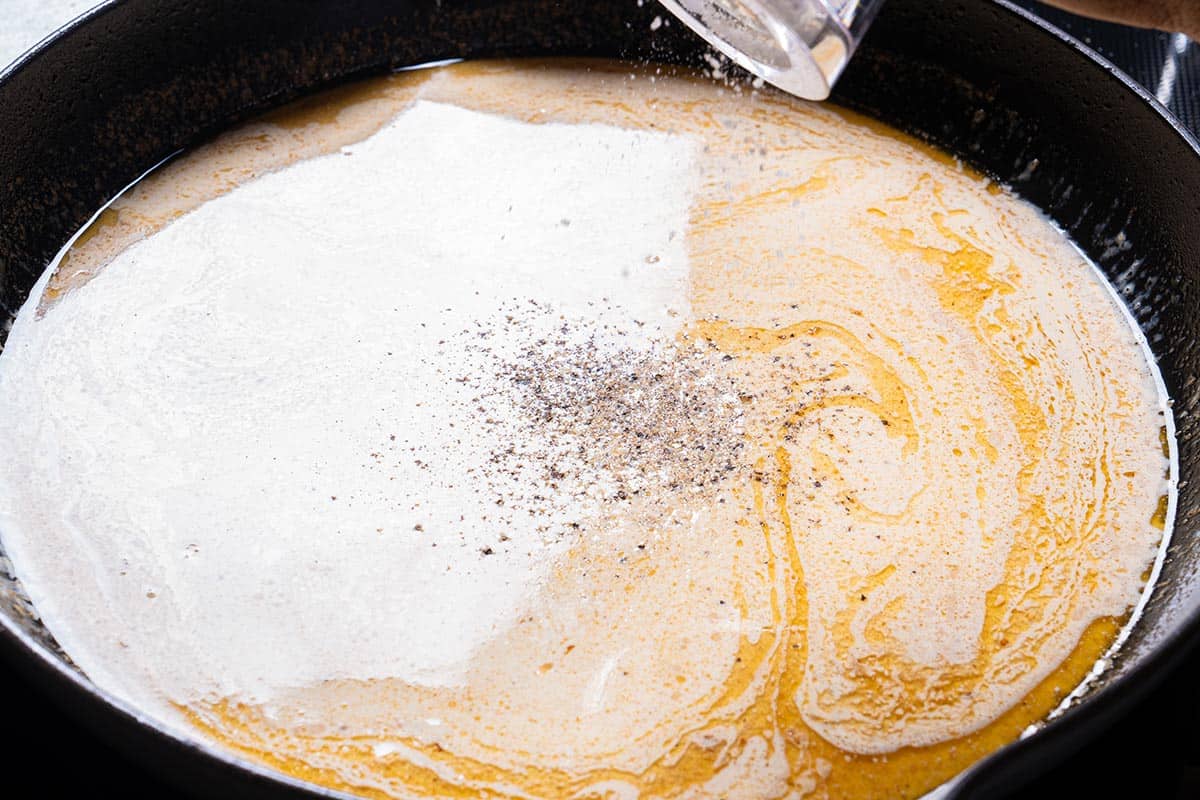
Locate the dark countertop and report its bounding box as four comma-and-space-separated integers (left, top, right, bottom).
2, 3, 1199, 799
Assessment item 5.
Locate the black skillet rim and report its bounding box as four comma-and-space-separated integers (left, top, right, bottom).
0, 2, 1197, 798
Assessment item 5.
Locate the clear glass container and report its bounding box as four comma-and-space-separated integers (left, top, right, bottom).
656, 0, 885, 100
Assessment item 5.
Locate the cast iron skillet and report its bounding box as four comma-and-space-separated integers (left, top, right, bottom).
0, 1, 1197, 798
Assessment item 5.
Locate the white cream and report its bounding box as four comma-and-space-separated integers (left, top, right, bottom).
0, 100, 697, 720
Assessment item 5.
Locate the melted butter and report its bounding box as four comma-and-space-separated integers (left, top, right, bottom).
27, 60, 1171, 799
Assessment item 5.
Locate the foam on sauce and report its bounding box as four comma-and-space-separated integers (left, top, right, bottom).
0, 60, 1173, 799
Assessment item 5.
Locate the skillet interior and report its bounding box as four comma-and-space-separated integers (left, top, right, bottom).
0, 1, 1197, 798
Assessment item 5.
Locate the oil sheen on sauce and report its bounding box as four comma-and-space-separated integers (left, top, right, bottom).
0, 60, 1174, 800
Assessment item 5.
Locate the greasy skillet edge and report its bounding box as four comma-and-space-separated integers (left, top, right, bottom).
0, 1, 1198, 798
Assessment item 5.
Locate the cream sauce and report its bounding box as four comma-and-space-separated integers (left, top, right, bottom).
0, 60, 1173, 800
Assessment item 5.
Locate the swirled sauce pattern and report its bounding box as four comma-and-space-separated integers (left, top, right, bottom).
0, 61, 1171, 800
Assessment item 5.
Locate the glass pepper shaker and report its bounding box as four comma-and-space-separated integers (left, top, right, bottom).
656, 0, 884, 99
